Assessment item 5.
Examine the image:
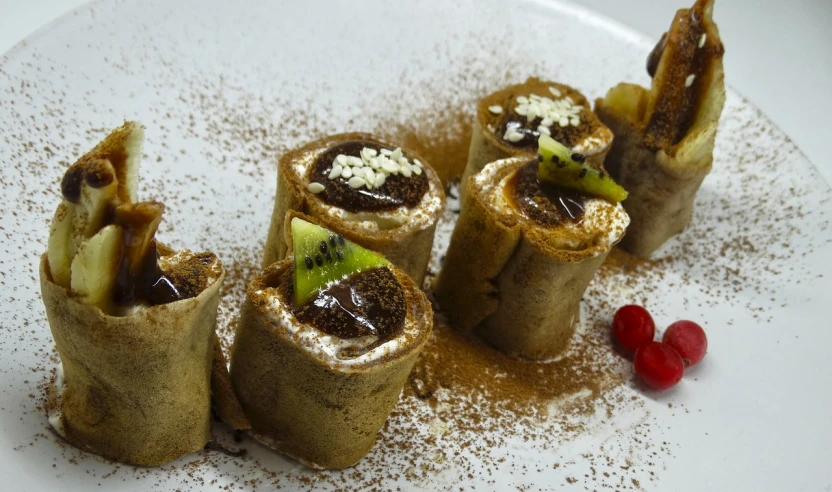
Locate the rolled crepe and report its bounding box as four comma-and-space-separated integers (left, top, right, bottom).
263, 132, 445, 286
435, 157, 628, 360
594, 0, 725, 258
460, 77, 614, 198
41, 252, 225, 466
230, 258, 433, 469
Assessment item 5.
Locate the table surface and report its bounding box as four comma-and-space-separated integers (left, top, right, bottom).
1, 0, 830, 185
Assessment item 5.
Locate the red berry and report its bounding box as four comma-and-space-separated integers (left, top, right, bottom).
663, 320, 708, 367
634, 342, 684, 390
613, 305, 655, 353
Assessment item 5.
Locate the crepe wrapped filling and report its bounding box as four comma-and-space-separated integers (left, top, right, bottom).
436, 136, 629, 360
263, 133, 445, 286
594, 0, 725, 257
233, 214, 432, 469
460, 77, 614, 198
40, 122, 227, 466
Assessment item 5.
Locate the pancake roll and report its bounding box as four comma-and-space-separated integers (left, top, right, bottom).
461, 77, 614, 197
263, 133, 445, 286
41, 122, 228, 465
435, 139, 629, 360
594, 0, 725, 257
232, 214, 433, 469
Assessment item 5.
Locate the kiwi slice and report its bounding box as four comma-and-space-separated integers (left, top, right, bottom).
291, 218, 389, 305
537, 134, 628, 203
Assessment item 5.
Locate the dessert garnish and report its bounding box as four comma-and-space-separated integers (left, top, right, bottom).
663, 320, 708, 367
307, 141, 428, 212
46, 122, 208, 312
290, 217, 389, 305
612, 305, 709, 390
489, 87, 592, 149
634, 342, 685, 390
613, 305, 656, 354
536, 135, 628, 203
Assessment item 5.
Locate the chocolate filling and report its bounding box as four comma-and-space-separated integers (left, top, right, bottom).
113, 241, 216, 306
497, 113, 593, 151
643, 1, 725, 151
508, 160, 586, 226
309, 140, 428, 213
281, 266, 406, 341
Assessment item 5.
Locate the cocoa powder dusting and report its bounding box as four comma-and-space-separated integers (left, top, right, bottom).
3, 1, 830, 490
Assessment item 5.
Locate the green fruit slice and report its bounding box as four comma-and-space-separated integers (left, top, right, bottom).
537, 134, 628, 203
291, 218, 389, 305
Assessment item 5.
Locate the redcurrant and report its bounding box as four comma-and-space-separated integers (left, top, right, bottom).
613, 305, 655, 353
634, 342, 684, 390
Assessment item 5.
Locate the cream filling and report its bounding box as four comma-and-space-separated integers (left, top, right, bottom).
475, 158, 629, 252
291, 146, 443, 234
47, 362, 66, 436
571, 134, 609, 156
256, 283, 420, 369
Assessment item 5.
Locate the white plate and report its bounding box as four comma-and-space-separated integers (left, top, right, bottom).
1, 0, 831, 490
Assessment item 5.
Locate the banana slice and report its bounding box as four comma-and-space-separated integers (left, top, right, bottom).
70, 225, 123, 308
115, 201, 164, 278
47, 201, 76, 288
81, 122, 144, 203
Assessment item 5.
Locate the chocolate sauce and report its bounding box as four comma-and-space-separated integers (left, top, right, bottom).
60, 159, 116, 203
111, 203, 213, 307
285, 267, 406, 340
643, 1, 725, 150
497, 113, 591, 151
508, 160, 586, 226
114, 239, 181, 305
646, 32, 668, 77
309, 141, 428, 213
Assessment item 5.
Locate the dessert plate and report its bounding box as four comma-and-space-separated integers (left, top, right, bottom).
1, 0, 830, 490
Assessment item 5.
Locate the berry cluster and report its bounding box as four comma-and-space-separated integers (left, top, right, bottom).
612, 305, 708, 390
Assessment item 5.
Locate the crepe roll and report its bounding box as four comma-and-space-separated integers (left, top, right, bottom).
40, 122, 227, 465
436, 138, 629, 360
594, 0, 725, 258
233, 216, 432, 469
264, 133, 445, 286
461, 77, 614, 198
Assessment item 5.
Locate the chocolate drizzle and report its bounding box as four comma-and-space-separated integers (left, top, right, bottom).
310, 140, 428, 213
643, 0, 725, 151
60, 159, 116, 203
284, 267, 406, 340
508, 160, 586, 226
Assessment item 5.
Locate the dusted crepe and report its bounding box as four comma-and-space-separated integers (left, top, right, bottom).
460, 77, 613, 198
594, 0, 725, 258
42, 254, 224, 466
435, 157, 628, 360
263, 133, 444, 286
41, 121, 236, 465
230, 257, 433, 469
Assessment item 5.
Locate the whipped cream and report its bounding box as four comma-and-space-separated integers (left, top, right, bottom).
291, 146, 443, 234
475, 157, 629, 253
